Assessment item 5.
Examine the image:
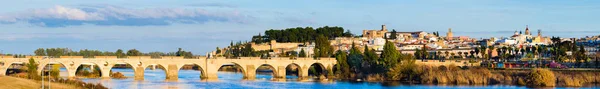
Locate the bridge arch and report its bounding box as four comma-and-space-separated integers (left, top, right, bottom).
37, 62, 71, 78
178, 63, 207, 80
144, 64, 168, 80
3, 62, 26, 76
217, 62, 247, 80
285, 63, 302, 79
255, 64, 279, 80
308, 62, 327, 78
74, 62, 103, 78
106, 62, 138, 78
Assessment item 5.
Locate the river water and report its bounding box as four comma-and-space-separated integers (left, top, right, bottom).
67, 69, 596, 89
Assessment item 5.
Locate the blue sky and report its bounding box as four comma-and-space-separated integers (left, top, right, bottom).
0, 0, 599, 55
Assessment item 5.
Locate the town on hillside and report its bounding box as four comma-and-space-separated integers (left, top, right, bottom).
212, 25, 600, 69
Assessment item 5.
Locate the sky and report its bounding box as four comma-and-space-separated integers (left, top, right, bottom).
0, 0, 599, 55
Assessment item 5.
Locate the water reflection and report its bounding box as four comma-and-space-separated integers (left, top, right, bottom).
77, 69, 594, 89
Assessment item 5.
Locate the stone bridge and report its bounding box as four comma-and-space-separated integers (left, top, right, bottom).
0, 56, 336, 81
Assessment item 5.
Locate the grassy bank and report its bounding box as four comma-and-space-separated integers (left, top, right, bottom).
0, 76, 82, 89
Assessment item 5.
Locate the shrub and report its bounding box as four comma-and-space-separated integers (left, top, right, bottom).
111, 72, 127, 79
527, 68, 555, 87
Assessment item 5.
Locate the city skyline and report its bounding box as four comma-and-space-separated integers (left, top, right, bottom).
1, 0, 599, 54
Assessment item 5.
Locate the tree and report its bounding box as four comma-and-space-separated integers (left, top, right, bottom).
127, 49, 142, 56
335, 50, 350, 77
343, 30, 354, 37
216, 47, 222, 54
50, 64, 61, 78
469, 51, 475, 58
116, 49, 125, 58
363, 45, 381, 73
34, 48, 46, 56
241, 43, 255, 57
299, 49, 307, 57
389, 29, 397, 39
26, 58, 40, 79
450, 53, 456, 60
314, 35, 333, 58
382, 41, 401, 68
347, 43, 363, 74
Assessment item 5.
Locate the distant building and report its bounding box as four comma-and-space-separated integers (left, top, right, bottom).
362, 25, 388, 39
446, 28, 454, 40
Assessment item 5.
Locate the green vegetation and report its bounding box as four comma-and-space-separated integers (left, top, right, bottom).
252, 26, 352, 44
33, 48, 194, 58
25, 58, 41, 79
314, 35, 334, 58
49, 64, 60, 78
333, 40, 415, 81
220, 41, 266, 58
299, 49, 307, 57
75, 65, 102, 78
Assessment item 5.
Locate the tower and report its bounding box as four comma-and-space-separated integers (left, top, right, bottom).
537, 29, 541, 37
524, 25, 530, 35
446, 28, 453, 40
381, 25, 387, 31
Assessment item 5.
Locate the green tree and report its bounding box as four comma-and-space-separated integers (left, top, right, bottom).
34, 48, 46, 56
299, 49, 307, 57
347, 43, 363, 74
26, 58, 40, 79
314, 35, 333, 58
49, 64, 61, 78
363, 45, 381, 73
382, 41, 400, 68
127, 49, 142, 56
216, 47, 222, 54
389, 29, 397, 39
116, 49, 125, 58
363, 45, 378, 63
334, 50, 350, 77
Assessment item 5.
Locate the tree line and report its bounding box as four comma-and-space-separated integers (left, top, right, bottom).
335, 41, 417, 81
33, 48, 194, 58
252, 26, 353, 44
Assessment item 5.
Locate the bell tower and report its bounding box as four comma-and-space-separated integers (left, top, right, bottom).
524, 25, 530, 35
446, 28, 453, 40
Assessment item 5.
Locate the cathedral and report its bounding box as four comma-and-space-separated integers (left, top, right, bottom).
509, 25, 551, 46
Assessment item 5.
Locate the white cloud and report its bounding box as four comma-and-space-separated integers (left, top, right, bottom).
0, 5, 248, 27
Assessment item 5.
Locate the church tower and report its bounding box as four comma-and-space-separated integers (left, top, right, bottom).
537, 29, 541, 37
524, 25, 530, 35
446, 28, 453, 40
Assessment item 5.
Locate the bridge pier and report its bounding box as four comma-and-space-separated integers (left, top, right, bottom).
245, 65, 256, 80
298, 66, 310, 81
134, 66, 144, 80
101, 65, 113, 79
0, 67, 6, 76
275, 66, 287, 81
166, 64, 179, 80
203, 62, 220, 80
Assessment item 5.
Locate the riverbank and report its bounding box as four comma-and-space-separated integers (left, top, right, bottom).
0, 76, 82, 89
346, 64, 600, 88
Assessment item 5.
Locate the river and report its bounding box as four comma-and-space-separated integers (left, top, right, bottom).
60, 68, 596, 89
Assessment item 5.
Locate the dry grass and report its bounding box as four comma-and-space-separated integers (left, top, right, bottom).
527, 68, 556, 87
419, 65, 495, 85
375, 64, 599, 87
554, 71, 600, 87
0, 76, 82, 89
